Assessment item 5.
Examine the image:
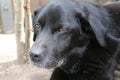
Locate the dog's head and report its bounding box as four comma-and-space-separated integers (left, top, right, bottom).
30, 0, 110, 69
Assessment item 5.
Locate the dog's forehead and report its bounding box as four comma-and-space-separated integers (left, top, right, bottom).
38, 0, 77, 20
39, 6, 65, 19
34, 0, 81, 30
40, 6, 65, 28
34, 6, 65, 28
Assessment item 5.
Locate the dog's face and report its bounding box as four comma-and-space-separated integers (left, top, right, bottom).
30, 0, 107, 69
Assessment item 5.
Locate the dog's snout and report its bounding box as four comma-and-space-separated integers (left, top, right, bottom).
30, 45, 48, 62
30, 52, 42, 61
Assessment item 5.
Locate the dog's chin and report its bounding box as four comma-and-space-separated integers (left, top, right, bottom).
31, 59, 64, 69
34, 62, 56, 69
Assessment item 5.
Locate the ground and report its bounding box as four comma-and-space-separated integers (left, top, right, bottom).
0, 34, 120, 80
0, 34, 52, 80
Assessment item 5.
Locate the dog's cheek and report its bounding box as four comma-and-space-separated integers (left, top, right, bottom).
47, 34, 71, 60
55, 35, 71, 52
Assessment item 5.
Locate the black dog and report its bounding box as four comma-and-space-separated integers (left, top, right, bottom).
30, 0, 120, 80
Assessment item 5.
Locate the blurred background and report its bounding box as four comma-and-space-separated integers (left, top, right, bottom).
0, 0, 120, 80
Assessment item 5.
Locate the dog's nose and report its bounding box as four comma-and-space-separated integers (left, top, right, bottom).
30, 44, 48, 62
30, 52, 42, 62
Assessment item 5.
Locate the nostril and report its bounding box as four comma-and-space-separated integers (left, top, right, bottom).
34, 55, 41, 60
30, 53, 42, 61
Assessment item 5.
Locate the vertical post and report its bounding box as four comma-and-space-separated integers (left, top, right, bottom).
24, 0, 32, 62
14, 0, 25, 64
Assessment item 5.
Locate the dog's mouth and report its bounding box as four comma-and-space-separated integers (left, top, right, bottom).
30, 55, 64, 69
32, 62, 57, 69
30, 47, 86, 70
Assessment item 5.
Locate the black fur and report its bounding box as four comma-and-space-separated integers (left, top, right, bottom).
30, 0, 120, 80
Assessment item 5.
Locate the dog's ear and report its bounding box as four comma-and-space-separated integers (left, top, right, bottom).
32, 6, 45, 41
87, 14, 106, 47
76, 4, 107, 47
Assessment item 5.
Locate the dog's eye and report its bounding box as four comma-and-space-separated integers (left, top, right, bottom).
35, 24, 41, 30
58, 26, 67, 33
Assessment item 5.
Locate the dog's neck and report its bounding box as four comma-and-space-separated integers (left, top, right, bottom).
60, 59, 81, 74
